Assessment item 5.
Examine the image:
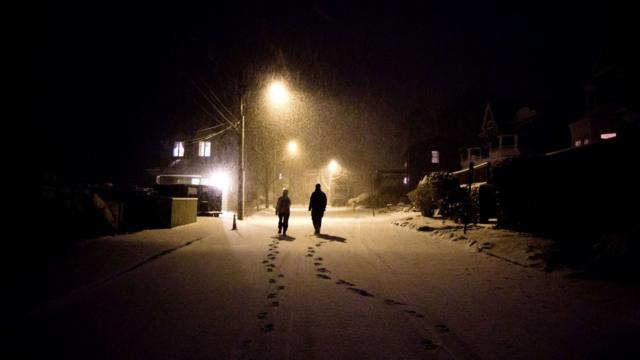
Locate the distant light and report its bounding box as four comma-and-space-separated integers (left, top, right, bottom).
203, 171, 231, 192
600, 133, 617, 140
328, 159, 339, 173
403, 176, 409, 185
287, 140, 298, 155
191, 178, 201, 185
268, 81, 290, 107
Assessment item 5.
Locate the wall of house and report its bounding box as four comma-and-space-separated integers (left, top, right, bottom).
406, 139, 460, 188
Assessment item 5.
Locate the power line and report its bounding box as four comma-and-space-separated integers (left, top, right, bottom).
190, 79, 238, 129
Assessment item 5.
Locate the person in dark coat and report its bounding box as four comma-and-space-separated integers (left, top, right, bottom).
308, 183, 327, 234
276, 189, 291, 236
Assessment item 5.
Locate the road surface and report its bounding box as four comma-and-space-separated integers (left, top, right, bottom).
15, 207, 640, 359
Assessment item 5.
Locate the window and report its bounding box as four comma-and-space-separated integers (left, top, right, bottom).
173, 141, 185, 157
575, 140, 582, 147
600, 133, 617, 140
431, 150, 440, 164
584, 139, 589, 145
198, 141, 211, 157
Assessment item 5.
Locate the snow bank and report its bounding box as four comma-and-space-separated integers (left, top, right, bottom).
391, 212, 553, 268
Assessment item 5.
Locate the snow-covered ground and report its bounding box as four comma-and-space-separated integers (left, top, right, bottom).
388, 210, 554, 268
12, 207, 640, 359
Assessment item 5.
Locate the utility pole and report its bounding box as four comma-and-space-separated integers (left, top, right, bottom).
237, 96, 245, 220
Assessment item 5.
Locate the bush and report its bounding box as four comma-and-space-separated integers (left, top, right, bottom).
348, 193, 371, 208
407, 184, 434, 216
408, 172, 462, 217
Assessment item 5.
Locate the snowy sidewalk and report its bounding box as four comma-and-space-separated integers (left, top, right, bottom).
14, 216, 225, 320
390, 210, 554, 268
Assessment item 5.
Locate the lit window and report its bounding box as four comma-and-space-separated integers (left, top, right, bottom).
600, 133, 617, 140
575, 140, 582, 147
198, 141, 211, 157
584, 139, 589, 145
173, 141, 185, 157
431, 150, 440, 164
403, 176, 409, 185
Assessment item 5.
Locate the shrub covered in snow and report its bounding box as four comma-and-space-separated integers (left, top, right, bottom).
408, 172, 463, 217
348, 192, 371, 208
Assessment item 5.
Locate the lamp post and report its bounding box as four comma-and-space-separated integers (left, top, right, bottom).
237, 95, 246, 220
237, 79, 292, 219
267, 81, 291, 208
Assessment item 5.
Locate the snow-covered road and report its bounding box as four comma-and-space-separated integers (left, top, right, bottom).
16, 208, 640, 359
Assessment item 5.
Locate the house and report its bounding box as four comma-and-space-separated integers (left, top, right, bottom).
404, 136, 460, 189
568, 104, 636, 147
569, 34, 639, 148
459, 102, 542, 169
158, 126, 238, 211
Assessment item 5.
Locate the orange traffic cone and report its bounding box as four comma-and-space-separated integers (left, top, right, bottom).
232, 213, 238, 230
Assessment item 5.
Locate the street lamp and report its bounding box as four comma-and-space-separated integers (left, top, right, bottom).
328, 159, 339, 173
238, 96, 246, 220
287, 140, 299, 156
237, 79, 293, 219
267, 81, 290, 107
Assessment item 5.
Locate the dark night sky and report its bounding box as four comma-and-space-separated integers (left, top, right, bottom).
39, 1, 617, 184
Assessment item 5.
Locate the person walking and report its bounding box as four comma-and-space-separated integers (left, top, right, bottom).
308, 183, 327, 234
276, 189, 291, 236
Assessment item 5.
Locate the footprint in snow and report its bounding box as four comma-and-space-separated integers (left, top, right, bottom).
384, 299, 407, 306
270, 301, 279, 307
336, 279, 355, 286
347, 287, 374, 297
269, 279, 277, 283
435, 324, 450, 333
421, 339, 439, 350
316, 267, 331, 273
314, 262, 323, 266
257, 312, 268, 319
315, 257, 323, 261
262, 323, 274, 333
316, 274, 331, 280
239, 338, 253, 350
277, 285, 285, 290
278, 274, 285, 278
267, 293, 277, 299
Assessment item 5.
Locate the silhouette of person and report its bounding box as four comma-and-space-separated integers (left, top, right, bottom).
276, 189, 291, 236
308, 183, 327, 234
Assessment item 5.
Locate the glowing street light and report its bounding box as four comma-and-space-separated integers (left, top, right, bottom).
328, 159, 340, 173
287, 140, 299, 156
267, 80, 290, 107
